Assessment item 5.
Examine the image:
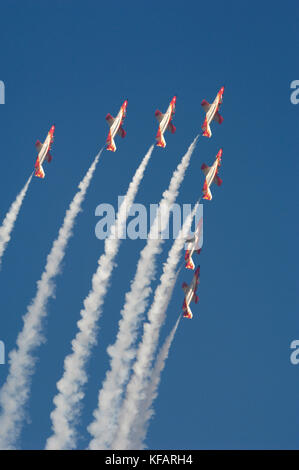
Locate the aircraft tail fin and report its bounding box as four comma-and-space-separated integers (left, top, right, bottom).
202, 117, 212, 137
202, 180, 212, 200
156, 126, 166, 148
106, 130, 116, 152
34, 156, 45, 178
183, 305, 193, 319
185, 256, 195, 270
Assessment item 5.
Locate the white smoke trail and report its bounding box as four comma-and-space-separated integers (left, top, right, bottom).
0, 174, 32, 268
88, 136, 198, 450
45, 145, 154, 450
0, 151, 101, 449
134, 316, 181, 449
112, 202, 199, 449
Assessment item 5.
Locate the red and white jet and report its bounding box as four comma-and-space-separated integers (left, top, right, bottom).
155, 96, 176, 148
201, 86, 224, 138
182, 266, 200, 319
184, 218, 203, 270
34, 125, 55, 179
106, 100, 128, 152
201, 149, 223, 201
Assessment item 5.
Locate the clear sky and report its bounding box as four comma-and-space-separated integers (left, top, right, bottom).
0, 0, 298, 450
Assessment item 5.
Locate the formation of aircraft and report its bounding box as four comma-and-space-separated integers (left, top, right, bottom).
181, 266, 200, 319
31, 90, 224, 320
34, 125, 55, 179
201, 86, 224, 138
106, 100, 128, 152
155, 96, 176, 148
184, 218, 203, 270
31, 90, 224, 322
31, 92, 223, 321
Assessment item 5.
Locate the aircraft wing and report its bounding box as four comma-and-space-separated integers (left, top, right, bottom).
155, 110, 164, 123
106, 113, 115, 127
201, 99, 211, 113
167, 121, 176, 134
214, 111, 224, 124
182, 282, 189, 294
117, 126, 126, 138
35, 140, 43, 151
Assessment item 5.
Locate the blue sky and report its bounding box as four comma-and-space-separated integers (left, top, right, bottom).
0, 0, 298, 449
